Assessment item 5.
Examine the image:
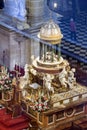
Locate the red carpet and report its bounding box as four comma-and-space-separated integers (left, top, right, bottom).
0, 108, 29, 130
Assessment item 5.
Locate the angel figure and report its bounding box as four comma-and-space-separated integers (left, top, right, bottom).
59, 67, 68, 88
43, 74, 54, 94
67, 68, 76, 89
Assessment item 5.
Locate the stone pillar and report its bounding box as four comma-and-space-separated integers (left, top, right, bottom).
9, 34, 31, 70
25, 38, 31, 64
39, 42, 43, 60
0, 25, 10, 68
30, 39, 39, 59
0, 25, 32, 70
26, 0, 45, 26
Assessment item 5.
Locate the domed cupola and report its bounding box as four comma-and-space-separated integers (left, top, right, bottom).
38, 19, 63, 44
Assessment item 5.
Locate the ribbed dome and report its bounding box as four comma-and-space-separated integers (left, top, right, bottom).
38, 20, 63, 42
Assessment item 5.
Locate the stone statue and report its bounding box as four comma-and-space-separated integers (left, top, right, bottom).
43, 74, 54, 93
59, 66, 76, 89
18, 0, 26, 20
31, 55, 35, 64
18, 64, 30, 97
59, 67, 68, 88
23, 64, 30, 80
30, 67, 37, 76
4, 0, 26, 21
67, 68, 76, 89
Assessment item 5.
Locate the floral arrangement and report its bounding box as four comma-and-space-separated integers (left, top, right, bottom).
0, 77, 12, 91
30, 96, 49, 112
0, 66, 12, 92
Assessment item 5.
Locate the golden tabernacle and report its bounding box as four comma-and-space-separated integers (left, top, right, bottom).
0, 20, 87, 130
19, 20, 87, 130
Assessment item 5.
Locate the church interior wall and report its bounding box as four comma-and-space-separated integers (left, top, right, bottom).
9, 33, 32, 70
0, 26, 10, 68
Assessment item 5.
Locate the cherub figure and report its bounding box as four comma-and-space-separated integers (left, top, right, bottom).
67, 68, 76, 89
43, 74, 54, 94
59, 67, 68, 88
